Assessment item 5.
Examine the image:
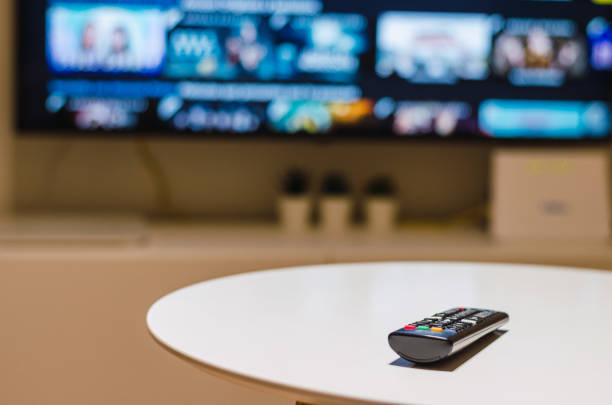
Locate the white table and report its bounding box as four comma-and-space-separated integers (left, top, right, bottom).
147, 262, 612, 405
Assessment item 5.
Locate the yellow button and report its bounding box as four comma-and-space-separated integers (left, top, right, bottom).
430, 327, 443, 332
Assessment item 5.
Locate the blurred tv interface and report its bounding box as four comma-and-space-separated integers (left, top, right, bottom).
17, 0, 612, 139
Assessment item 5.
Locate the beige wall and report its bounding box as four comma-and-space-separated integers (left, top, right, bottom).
13, 138, 490, 219
0, 0, 14, 216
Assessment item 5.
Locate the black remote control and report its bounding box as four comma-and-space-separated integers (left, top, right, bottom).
388, 307, 509, 363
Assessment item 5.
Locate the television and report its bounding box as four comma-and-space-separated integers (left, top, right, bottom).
16, 0, 612, 139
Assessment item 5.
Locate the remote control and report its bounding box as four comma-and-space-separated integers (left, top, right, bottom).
388, 307, 509, 363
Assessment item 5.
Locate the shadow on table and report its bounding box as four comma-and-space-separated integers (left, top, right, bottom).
390, 330, 507, 372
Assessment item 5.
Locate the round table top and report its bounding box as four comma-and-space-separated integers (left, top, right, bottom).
147, 262, 612, 405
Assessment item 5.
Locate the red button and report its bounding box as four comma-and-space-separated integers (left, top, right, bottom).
404, 325, 416, 330
459, 307, 465, 310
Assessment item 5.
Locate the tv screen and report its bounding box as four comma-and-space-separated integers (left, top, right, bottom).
16, 0, 612, 139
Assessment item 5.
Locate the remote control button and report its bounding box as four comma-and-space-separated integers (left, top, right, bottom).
404, 325, 416, 330
430, 327, 443, 332
455, 309, 478, 319
417, 326, 429, 330
461, 319, 476, 325
438, 308, 462, 316
474, 311, 493, 319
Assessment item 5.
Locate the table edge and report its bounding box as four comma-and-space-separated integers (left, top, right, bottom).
147, 329, 404, 405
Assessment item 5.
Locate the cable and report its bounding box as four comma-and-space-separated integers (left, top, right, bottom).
134, 140, 175, 215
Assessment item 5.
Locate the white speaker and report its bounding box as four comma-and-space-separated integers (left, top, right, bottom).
491, 148, 610, 240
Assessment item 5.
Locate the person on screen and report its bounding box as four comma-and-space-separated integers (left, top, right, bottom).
225, 20, 268, 74
106, 26, 131, 71
493, 35, 526, 72
557, 40, 585, 75
82, 23, 96, 51
525, 28, 554, 68
79, 22, 97, 69
111, 27, 129, 54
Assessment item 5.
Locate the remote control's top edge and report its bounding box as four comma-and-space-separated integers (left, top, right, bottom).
389, 307, 509, 343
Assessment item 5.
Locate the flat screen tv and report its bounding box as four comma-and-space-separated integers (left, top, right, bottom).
16, 0, 612, 139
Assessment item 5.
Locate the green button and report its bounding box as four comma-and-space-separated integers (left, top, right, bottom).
417, 326, 429, 330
